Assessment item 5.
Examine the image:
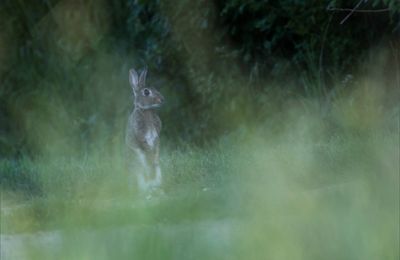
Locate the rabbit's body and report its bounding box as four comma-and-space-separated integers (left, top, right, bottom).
127, 109, 161, 150
125, 68, 164, 193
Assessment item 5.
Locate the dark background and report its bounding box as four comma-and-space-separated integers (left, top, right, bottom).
0, 0, 399, 157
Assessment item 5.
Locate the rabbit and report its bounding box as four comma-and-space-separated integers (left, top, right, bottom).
125, 68, 164, 194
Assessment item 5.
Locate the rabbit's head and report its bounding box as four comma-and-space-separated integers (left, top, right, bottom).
129, 68, 164, 109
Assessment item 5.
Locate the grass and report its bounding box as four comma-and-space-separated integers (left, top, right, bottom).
0, 1, 398, 258
1, 89, 399, 259
1, 45, 399, 258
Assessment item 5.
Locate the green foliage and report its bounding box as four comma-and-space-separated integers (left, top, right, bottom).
1, 101, 398, 258
0, 2, 398, 259
0, 0, 399, 154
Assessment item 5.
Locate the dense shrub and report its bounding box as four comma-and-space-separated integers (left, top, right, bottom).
0, 0, 399, 155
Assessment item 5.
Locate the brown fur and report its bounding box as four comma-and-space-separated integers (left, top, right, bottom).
125, 68, 164, 192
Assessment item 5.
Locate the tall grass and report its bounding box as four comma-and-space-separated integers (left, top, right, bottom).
1, 73, 399, 259
1, 1, 399, 258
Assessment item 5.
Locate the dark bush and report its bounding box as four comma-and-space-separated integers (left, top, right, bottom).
0, 0, 398, 155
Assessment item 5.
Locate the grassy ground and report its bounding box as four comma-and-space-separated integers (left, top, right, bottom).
1, 87, 399, 259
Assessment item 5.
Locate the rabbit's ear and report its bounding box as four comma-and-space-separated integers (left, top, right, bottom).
139, 67, 148, 86
129, 69, 139, 90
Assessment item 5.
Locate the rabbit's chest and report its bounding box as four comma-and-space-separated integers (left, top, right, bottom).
130, 110, 161, 149
144, 128, 158, 148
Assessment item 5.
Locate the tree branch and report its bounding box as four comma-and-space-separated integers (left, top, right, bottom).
326, 0, 390, 25
327, 7, 390, 13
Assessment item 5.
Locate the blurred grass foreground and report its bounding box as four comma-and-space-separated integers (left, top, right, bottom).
0, 0, 399, 259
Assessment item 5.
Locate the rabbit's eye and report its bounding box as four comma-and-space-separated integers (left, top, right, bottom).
143, 88, 151, 96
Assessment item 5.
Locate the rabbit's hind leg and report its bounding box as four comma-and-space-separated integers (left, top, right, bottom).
153, 164, 162, 188
137, 171, 148, 192
149, 146, 162, 189
135, 148, 151, 192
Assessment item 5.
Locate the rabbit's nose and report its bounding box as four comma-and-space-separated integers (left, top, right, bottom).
157, 97, 164, 103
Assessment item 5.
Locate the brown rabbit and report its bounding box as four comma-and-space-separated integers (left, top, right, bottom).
125, 68, 164, 193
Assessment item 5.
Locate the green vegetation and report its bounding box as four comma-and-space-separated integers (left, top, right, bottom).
1, 76, 399, 258
1, 0, 399, 259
